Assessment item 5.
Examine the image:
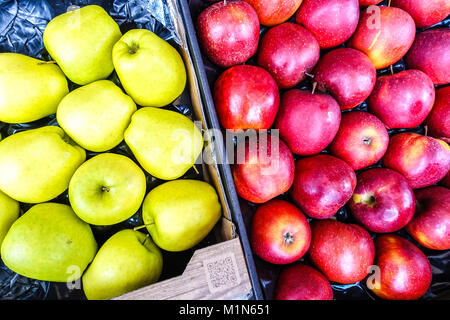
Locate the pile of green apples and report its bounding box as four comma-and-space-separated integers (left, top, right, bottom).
0, 5, 222, 300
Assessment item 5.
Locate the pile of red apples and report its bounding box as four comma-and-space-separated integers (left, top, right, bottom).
195, 0, 450, 300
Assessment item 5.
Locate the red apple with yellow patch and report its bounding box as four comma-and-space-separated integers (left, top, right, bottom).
382, 132, 450, 189
370, 235, 432, 300
243, 0, 303, 26
250, 200, 311, 264
406, 186, 450, 250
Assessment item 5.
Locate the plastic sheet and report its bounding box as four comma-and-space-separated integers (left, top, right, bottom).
188, 0, 450, 300
0, 0, 217, 300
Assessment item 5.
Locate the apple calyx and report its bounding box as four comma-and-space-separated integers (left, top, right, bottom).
101, 186, 111, 193
128, 43, 139, 54
363, 136, 372, 146
283, 231, 295, 245
353, 192, 377, 207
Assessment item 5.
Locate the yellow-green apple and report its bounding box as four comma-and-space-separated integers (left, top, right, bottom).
257, 22, 320, 89
382, 132, 450, 189
196, 0, 260, 68
348, 168, 415, 233
274, 264, 333, 300
0, 126, 85, 203
57, 80, 137, 152
213, 65, 280, 130
43, 5, 122, 85
405, 29, 450, 85
274, 89, 341, 156
1, 203, 97, 282
312, 48, 376, 110
406, 186, 450, 250
232, 134, 295, 203
328, 111, 389, 170
347, 6, 416, 70
295, 0, 359, 49
250, 200, 310, 264
112, 29, 186, 107
391, 0, 450, 28
124, 107, 203, 180
290, 154, 356, 219
308, 220, 375, 284
0, 53, 68, 123
370, 235, 432, 300
0, 190, 20, 250
69, 153, 147, 226
425, 85, 450, 143
367, 70, 435, 129
82, 229, 162, 300
243, 0, 303, 26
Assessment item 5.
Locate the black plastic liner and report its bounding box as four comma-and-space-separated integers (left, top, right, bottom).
0, 0, 219, 300
187, 0, 450, 300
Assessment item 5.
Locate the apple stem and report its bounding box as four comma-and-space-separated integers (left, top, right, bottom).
38, 60, 57, 65
424, 125, 428, 136
192, 164, 199, 174
304, 72, 314, 78
390, 65, 394, 75
311, 82, 317, 95
134, 224, 151, 231
388, 0, 391, 7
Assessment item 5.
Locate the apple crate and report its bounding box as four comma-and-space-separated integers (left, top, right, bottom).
0, 0, 263, 300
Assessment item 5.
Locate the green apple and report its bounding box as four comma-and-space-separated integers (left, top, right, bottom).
43, 5, 122, 85
57, 80, 137, 152
69, 153, 146, 225
142, 179, 221, 252
82, 229, 163, 300
124, 107, 203, 180
0, 126, 86, 203
112, 28, 187, 107
1, 202, 97, 282
0, 190, 20, 250
0, 53, 68, 123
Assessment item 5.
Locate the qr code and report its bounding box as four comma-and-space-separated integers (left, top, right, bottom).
204, 254, 241, 293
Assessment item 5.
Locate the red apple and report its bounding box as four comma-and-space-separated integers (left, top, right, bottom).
358, 0, 382, 6
406, 186, 450, 250
367, 69, 436, 129
328, 111, 389, 170
243, 0, 303, 26
391, 0, 450, 28
312, 48, 376, 110
371, 235, 432, 300
308, 220, 375, 284
274, 89, 341, 156
347, 6, 416, 70
348, 168, 415, 233
290, 154, 357, 219
274, 264, 333, 300
256, 23, 320, 89
404, 29, 450, 86
250, 200, 311, 264
295, 0, 360, 49
196, 1, 260, 68
382, 132, 450, 189
232, 134, 295, 203
213, 65, 280, 130
425, 86, 450, 143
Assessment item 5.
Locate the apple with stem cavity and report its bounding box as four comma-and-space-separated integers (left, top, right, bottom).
348, 168, 415, 233
328, 111, 389, 170
370, 235, 432, 300
213, 65, 280, 130
391, 0, 450, 28
295, 0, 360, 49
312, 48, 376, 110
243, 0, 303, 27
275, 264, 333, 300
232, 134, 295, 203
382, 132, 450, 189
406, 186, 450, 250
196, 0, 260, 68
274, 89, 341, 156
347, 6, 416, 70
290, 154, 357, 219
250, 200, 311, 264
308, 220, 375, 284
257, 22, 320, 89
404, 29, 450, 86
367, 69, 435, 129
425, 86, 450, 143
